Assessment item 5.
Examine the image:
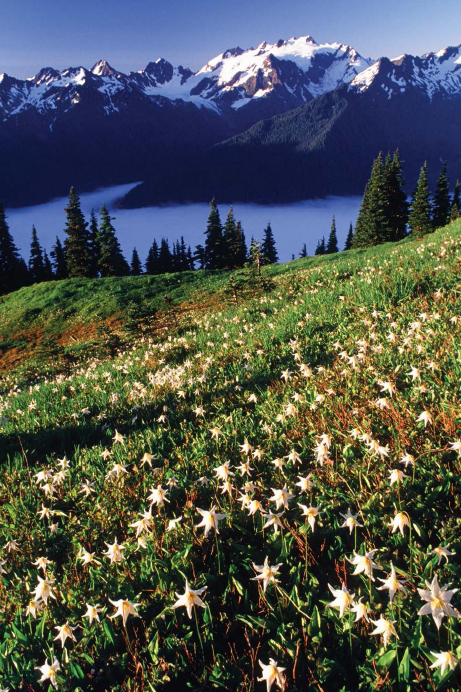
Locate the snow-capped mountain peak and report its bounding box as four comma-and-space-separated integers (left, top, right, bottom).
91, 60, 121, 77
350, 44, 461, 99
2, 37, 461, 126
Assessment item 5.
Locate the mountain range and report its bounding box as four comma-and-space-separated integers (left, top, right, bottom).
1, 36, 461, 207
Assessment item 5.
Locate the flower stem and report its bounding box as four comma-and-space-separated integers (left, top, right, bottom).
194, 606, 205, 659
214, 531, 221, 575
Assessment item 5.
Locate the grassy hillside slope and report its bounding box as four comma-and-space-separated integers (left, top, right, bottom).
0, 222, 460, 691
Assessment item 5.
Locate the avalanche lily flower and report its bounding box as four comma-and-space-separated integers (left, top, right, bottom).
370, 616, 398, 647
261, 511, 284, 534
430, 651, 458, 676
32, 576, 56, 605
417, 574, 460, 629
348, 549, 381, 581
36, 658, 60, 689
258, 659, 286, 692
431, 545, 455, 565
389, 469, 408, 485
270, 485, 294, 510
296, 475, 315, 493
351, 597, 370, 623
416, 410, 433, 427
147, 485, 169, 507
83, 604, 103, 625
389, 511, 410, 536
298, 504, 320, 532
109, 598, 141, 627
54, 622, 78, 647
377, 563, 408, 602
340, 508, 363, 534
327, 583, 355, 618
172, 580, 207, 618
104, 538, 125, 564
78, 548, 101, 566
196, 506, 228, 536
251, 557, 282, 592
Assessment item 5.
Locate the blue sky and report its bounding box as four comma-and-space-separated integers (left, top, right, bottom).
1, 0, 460, 78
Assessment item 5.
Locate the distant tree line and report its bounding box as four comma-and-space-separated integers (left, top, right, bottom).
308, 152, 460, 256
1, 159, 459, 296
0, 190, 279, 296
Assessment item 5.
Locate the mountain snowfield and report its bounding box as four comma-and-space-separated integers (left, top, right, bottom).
1, 35, 460, 121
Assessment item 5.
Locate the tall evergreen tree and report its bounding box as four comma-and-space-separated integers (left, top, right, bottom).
235, 221, 247, 267
432, 162, 451, 229
130, 247, 142, 275
384, 149, 409, 240
262, 222, 278, 264
63, 187, 91, 277
28, 225, 45, 283
408, 163, 432, 238
326, 216, 339, 254
145, 240, 160, 274
88, 208, 100, 277
223, 206, 239, 268
97, 204, 129, 277
204, 198, 224, 269
0, 200, 28, 295
344, 223, 354, 250
179, 237, 188, 271
43, 250, 54, 281
50, 237, 68, 279
450, 180, 461, 222
299, 243, 308, 258
353, 153, 390, 247
158, 238, 173, 273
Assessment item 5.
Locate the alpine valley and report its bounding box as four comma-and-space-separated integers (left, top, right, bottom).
1, 35, 461, 207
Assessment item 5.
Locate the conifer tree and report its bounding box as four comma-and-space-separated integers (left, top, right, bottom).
314, 237, 326, 255
204, 198, 224, 269
450, 180, 461, 222
63, 187, 91, 277
326, 216, 339, 254
352, 183, 370, 249
0, 200, 28, 295
158, 238, 173, 273
179, 237, 188, 271
248, 238, 263, 276
88, 208, 100, 277
223, 206, 238, 268
43, 250, 54, 281
353, 153, 390, 247
235, 221, 247, 267
344, 223, 354, 250
145, 240, 160, 274
97, 204, 129, 277
50, 237, 68, 279
130, 247, 142, 275
408, 163, 432, 238
384, 150, 408, 240
193, 244, 206, 270
187, 246, 194, 270
432, 162, 451, 229
299, 243, 308, 258
262, 222, 278, 264
28, 225, 45, 283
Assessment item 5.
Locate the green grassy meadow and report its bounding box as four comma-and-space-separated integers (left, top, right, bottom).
0, 222, 460, 691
